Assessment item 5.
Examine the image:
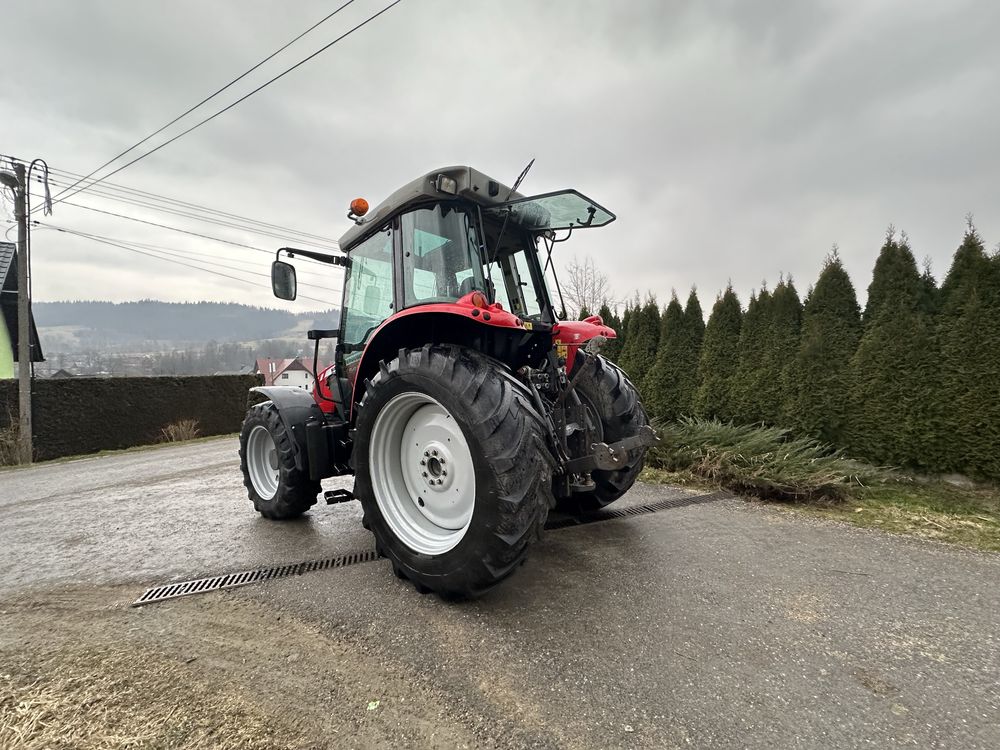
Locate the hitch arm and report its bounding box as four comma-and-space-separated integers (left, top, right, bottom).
562, 425, 658, 475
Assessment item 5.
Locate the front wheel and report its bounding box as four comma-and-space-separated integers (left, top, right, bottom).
353, 346, 555, 599
239, 402, 320, 519
562, 351, 649, 511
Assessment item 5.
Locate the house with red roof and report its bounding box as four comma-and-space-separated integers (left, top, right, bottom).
253, 357, 316, 389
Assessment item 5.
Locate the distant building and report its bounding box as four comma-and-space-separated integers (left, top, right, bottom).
48, 368, 76, 379
253, 357, 327, 389
0, 242, 44, 379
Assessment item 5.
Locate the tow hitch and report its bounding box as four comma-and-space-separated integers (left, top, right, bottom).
563, 425, 658, 474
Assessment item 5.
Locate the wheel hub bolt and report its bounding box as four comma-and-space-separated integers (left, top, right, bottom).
442, 470, 447, 476
431, 449, 438, 457
422, 471, 428, 478
420, 458, 426, 466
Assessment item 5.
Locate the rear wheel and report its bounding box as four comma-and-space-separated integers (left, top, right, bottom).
562, 351, 649, 511
354, 345, 555, 599
239, 402, 320, 519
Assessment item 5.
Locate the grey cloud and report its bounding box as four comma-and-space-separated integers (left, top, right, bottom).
2, 0, 998, 314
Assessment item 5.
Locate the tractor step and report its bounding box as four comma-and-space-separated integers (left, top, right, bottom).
324, 488, 355, 504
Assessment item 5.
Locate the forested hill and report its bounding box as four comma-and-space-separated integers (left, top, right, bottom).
34, 300, 340, 345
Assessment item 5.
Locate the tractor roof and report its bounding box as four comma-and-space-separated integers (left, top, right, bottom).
338, 166, 523, 251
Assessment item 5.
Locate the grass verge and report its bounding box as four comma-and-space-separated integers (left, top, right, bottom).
644, 417, 1000, 552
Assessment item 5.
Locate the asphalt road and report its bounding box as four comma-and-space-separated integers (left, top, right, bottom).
2, 437, 999, 748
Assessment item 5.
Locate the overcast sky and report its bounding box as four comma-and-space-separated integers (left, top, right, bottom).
2, 0, 998, 314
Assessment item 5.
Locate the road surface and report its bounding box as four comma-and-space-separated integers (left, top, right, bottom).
1, 437, 998, 748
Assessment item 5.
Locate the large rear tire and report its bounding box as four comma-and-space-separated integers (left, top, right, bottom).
562, 351, 649, 511
239, 402, 320, 519
353, 345, 555, 599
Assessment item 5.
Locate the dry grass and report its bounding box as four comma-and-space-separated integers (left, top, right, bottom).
0, 645, 295, 750
648, 417, 887, 503
0, 423, 18, 466
799, 481, 1000, 552
159, 419, 200, 443
641, 418, 1000, 552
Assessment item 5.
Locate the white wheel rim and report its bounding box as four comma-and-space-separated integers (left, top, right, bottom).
370, 392, 476, 555
247, 425, 280, 500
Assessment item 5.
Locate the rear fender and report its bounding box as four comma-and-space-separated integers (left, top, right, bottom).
250, 386, 325, 473
350, 308, 551, 417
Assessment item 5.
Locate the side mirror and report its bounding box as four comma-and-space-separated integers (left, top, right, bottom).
271, 260, 297, 300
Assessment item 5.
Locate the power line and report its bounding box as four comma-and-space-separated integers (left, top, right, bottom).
46, 1, 359, 207
51, 200, 333, 268
41, 224, 337, 307
37, 223, 342, 297
50, 0, 404, 206
46, 175, 340, 252
7, 153, 344, 249
41, 165, 341, 247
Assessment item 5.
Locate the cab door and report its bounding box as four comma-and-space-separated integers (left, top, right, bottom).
338, 223, 396, 396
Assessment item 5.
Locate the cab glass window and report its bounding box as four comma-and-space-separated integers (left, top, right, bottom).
401, 204, 485, 307
341, 227, 394, 348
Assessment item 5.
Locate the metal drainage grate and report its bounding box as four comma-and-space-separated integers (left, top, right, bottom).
132, 491, 727, 606
544, 490, 727, 530
132, 549, 380, 606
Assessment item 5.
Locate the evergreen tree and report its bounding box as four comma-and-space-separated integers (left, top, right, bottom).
684, 287, 705, 369
617, 296, 661, 386
693, 285, 743, 420
642, 295, 684, 419
578, 304, 592, 320
936, 226, 1000, 477
789, 250, 861, 445
759, 278, 803, 424
847, 236, 938, 469
597, 301, 622, 361
732, 286, 773, 423
863, 227, 922, 325
642, 289, 704, 420
918, 258, 939, 316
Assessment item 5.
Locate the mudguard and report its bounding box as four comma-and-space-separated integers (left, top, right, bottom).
250, 386, 326, 471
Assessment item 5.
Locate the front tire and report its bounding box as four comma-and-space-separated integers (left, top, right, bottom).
353, 345, 555, 599
563, 351, 649, 511
239, 402, 320, 519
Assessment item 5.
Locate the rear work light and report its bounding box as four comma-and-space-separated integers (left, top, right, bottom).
435, 174, 458, 195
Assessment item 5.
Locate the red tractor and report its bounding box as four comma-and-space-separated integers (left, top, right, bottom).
239, 166, 655, 597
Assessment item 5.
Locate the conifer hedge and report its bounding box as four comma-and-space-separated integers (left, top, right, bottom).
611, 221, 1000, 481
617, 297, 661, 386
693, 286, 742, 421
789, 252, 860, 446
642, 291, 704, 420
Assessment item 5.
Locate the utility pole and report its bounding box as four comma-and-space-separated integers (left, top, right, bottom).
14, 161, 32, 464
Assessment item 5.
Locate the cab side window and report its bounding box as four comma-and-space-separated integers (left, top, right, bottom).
341, 227, 394, 350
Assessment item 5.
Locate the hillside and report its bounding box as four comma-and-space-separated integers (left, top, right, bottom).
34, 300, 340, 353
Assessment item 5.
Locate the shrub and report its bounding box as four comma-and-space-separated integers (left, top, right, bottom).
0, 423, 18, 466
648, 417, 885, 503
160, 419, 201, 443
